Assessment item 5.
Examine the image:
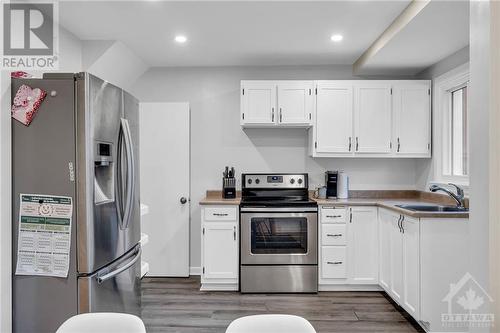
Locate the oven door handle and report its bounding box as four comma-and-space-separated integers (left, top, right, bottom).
240, 207, 318, 213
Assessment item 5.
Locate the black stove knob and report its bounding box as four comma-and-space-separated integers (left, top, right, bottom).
255, 179, 260, 184
248, 179, 252, 184
290, 178, 295, 184
298, 178, 303, 184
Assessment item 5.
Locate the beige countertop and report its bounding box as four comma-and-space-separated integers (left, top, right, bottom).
199, 191, 241, 205
311, 197, 469, 219
199, 190, 469, 218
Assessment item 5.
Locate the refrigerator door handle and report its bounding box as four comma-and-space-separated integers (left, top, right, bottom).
96, 245, 141, 284
116, 123, 125, 225
119, 118, 135, 230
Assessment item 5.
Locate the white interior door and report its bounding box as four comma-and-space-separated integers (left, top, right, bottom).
140, 102, 190, 277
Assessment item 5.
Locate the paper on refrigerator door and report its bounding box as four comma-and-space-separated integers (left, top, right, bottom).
15, 194, 73, 278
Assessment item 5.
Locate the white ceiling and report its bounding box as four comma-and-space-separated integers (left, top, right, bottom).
358, 0, 470, 75
59, 1, 412, 67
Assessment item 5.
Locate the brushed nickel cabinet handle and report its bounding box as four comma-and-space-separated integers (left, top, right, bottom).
327, 261, 343, 265
213, 213, 228, 217
326, 234, 343, 237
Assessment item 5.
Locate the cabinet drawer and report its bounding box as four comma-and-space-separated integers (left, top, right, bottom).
321, 224, 347, 245
321, 246, 347, 279
321, 207, 347, 223
204, 207, 237, 221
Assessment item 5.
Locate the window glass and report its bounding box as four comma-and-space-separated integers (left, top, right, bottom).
445, 86, 468, 176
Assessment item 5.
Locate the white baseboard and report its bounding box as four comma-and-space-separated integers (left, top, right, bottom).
318, 284, 383, 291
189, 266, 201, 276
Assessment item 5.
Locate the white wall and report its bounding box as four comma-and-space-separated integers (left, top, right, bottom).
0, 25, 83, 333
131, 65, 419, 269
83, 40, 148, 91
469, 1, 493, 330
414, 46, 470, 191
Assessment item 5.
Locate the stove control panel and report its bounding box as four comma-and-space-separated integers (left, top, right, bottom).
243, 173, 308, 189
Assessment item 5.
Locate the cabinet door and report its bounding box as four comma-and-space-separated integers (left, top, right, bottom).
348, 207, 378, 284
402, 216, 420, 319
277, 81, 314, 125
378, 209, 392, 291
390, 213, 403, 303
315, 82, 353, 153
203, 222, 238, 280
393, 82, 431, 155
241, 81, 276, 125
354, 83, 392, 153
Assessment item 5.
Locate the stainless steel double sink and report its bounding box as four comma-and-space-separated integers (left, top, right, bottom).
396, 204, 469, 212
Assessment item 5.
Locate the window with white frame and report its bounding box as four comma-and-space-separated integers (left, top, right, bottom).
434, 64, 469, 185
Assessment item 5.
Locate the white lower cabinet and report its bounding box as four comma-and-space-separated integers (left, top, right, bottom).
201, 205, 239, 291
379, 209, 420, 320
402, 216, 420, 319
319, 205, 378, 289
349, 207, 379, 284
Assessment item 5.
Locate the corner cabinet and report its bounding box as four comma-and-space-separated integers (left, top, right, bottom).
201, 205, 239, 291
309, 80, 431, 158
378, 209, 420, 319
241, 80, 314, 127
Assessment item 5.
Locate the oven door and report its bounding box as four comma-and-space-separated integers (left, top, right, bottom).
240, 207, 317, 265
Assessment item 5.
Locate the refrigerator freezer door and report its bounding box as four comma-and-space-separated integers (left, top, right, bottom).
78, 245, 141, 315
76, 73, 140, 274
12, 77, 79, 333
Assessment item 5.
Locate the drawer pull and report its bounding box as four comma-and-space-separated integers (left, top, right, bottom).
325, 215, 342, 218
327, 261, 343, 265
213, 213, 229, 216
326, 233, 342, 237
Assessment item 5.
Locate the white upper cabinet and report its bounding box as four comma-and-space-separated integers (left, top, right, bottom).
241, 81, 276, 126
354, 83, 392, 154
241, 79, 431, 158
393, 82, 431, 157
315, 82, 353, 154
241, 80, 313, 127
277, 81, 314, 126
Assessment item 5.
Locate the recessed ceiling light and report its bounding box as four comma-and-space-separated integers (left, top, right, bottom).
330, 34, 343, 42
175, 35, 187, 44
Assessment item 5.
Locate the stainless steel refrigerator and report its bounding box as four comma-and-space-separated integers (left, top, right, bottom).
12, 73, 141, 333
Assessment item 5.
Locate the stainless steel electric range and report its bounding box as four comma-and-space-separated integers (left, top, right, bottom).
240, 173, 318, 293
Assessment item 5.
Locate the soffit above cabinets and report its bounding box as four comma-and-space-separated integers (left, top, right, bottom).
354, 0, 470, 76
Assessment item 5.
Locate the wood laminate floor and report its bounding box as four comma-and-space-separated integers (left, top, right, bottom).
141, 277, 424, 333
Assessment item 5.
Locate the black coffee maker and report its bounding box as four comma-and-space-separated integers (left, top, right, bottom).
325, 171, 338, 199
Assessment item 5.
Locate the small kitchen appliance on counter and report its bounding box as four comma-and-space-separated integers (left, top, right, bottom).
240, 173, 318, 293
223, 166, 236, 199
337, 171, 349, 199
325, 171, 338, 199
